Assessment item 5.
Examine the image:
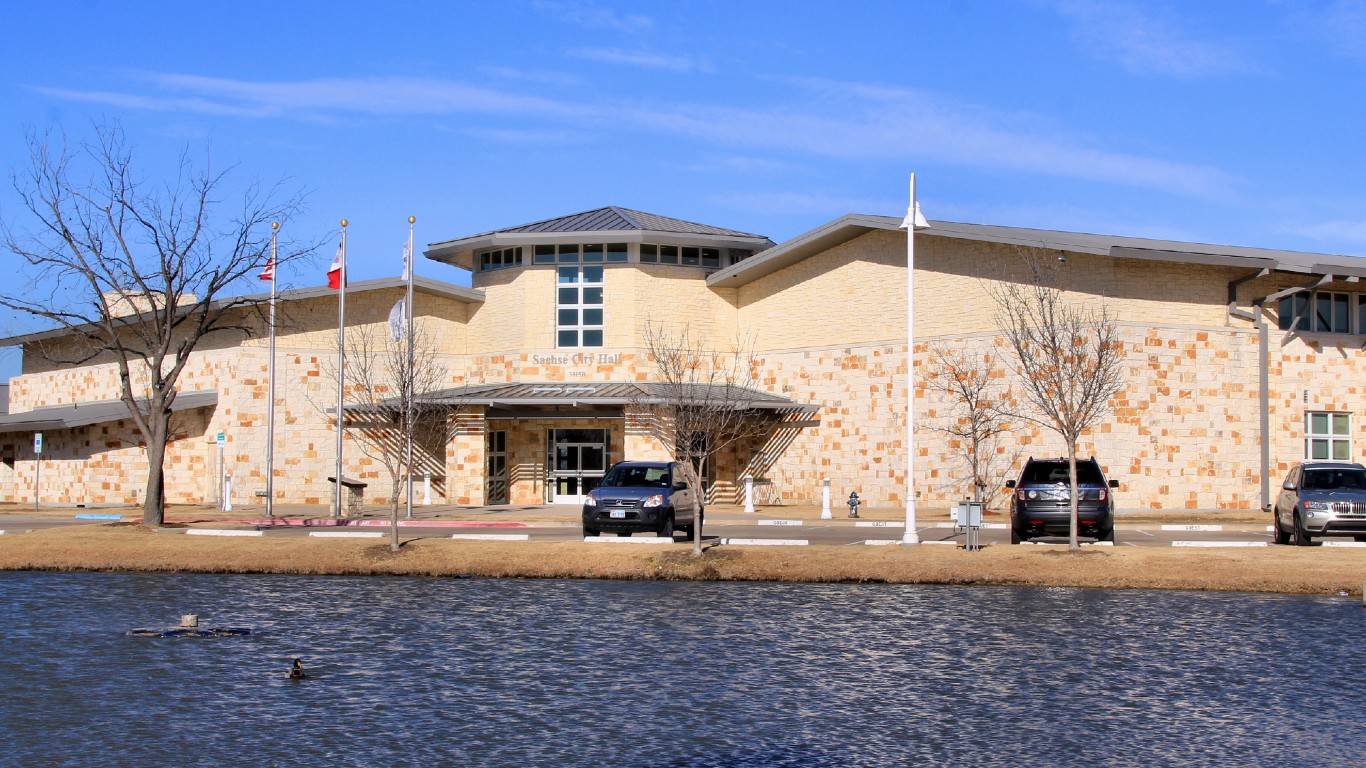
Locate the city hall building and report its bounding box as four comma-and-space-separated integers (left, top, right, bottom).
2, 204, 1364, 512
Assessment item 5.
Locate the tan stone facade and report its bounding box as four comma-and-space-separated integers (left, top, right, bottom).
4, 210, 1364, 512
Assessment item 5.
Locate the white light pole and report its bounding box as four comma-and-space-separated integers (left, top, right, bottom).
901, 173, 929, 545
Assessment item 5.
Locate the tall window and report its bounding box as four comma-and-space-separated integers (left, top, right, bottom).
1306, 411, 1351, 461
557, 265, 603, 347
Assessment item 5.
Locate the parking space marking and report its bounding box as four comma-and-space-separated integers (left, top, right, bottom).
584, 536, 675, 544
1133, 528, 1156, 537
863, 539, 900, 545
1162, 524, 1224, 531
1322, 541, 1366, 548
720, 538, 809, 546
855, 521, 903, 528
450, 533, 531, 541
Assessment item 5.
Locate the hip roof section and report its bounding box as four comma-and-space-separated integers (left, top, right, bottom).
426, 206, 774, 271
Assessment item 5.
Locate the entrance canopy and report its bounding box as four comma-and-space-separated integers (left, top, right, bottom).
420, 382, 817, 420
0, 390, 218, 433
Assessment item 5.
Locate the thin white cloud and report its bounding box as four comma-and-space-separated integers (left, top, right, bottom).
480, 66, 583, 87
1282, 0, 1366, 61
533, 0, 653, 33
30, 72, 1239, 199
711, 190, 901, 218
1286, 218, 1366, 247
568, 47, 706, 72
1047, 0, 1251, 77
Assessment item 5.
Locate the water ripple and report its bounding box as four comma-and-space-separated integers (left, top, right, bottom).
1, 574, 1363, 767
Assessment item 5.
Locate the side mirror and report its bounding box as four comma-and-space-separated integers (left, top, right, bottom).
1283, 480, 1295, 490
1005, 480, 1017, 489
673, 481, 689, 491
1109, 479, 1119, 489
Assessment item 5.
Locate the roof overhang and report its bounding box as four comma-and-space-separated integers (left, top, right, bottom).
707, 214, 903, 289
0, 390, 218, 434
427, 232, 774, 272
0, 276, 484, 349
708, 213, 1366, 289
411, 382, 820, 414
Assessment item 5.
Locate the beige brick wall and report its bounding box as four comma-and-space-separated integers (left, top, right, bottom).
13, 227, 1366, 513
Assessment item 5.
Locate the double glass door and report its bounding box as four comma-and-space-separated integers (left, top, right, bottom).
548, 428, 608, 504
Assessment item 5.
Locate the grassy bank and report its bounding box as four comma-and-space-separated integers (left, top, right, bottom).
0, 524, 1362, 596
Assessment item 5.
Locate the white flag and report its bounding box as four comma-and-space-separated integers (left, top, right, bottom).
389, 298, 406, 342
401, 241, 411, 281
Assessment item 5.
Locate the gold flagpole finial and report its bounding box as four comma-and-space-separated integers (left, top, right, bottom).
408, 216, 416, 225
271, 221, 279, 231
340, 219, 348, 228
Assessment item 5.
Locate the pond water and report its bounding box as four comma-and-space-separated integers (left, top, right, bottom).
1, 573, 1363, 767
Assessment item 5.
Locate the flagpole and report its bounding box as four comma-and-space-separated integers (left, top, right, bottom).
405, 216, 416, 520
265, 222, 279, 519
902, 173, 922, 545
334, 219, 348, 519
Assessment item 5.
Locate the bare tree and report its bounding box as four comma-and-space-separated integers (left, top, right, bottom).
634, 323, 775, 555
988, 252, 1126, 550
0, 123, 309, 526
925, 342, 1017, 510
328, 321, 456, 552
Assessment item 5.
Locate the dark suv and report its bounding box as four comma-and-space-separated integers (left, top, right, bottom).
1005, 457, 1119, 544
582, 461, 703, 539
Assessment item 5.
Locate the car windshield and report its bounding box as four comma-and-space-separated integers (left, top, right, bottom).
1020, 462, 1105, 485
599, 465, 671, 488
1301, 468, 1366, 491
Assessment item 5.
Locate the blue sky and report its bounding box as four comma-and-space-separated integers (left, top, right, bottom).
3, 0, 1366, 374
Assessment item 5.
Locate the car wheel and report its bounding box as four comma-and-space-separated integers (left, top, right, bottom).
1292, 512, 1313, 546
1098, 527, 1115, 544
583, 526, 599, 538
657, 513, 675, 539
1272, 512, 1291, 545
1010, 526, 1024, 545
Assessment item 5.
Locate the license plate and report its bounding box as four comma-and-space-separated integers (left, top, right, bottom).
609, 509, 626, 519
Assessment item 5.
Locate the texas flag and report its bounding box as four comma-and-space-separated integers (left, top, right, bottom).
258, 257, 275, 282
327, 243, 344, 289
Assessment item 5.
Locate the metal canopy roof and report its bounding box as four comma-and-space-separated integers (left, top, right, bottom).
425, 206, 775, 271
0, 390, 218, 434
416, 381, 818, 413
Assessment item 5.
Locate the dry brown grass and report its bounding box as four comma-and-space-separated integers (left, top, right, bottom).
1, 524, 1361, 596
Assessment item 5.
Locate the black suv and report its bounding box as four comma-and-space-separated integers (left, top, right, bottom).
582, 461, 703, 538
1005, 457, 1119, 544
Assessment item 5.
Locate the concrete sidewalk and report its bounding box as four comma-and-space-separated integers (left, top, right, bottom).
0, 501, 1270, 527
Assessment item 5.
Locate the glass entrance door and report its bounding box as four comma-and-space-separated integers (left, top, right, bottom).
548, 428, 608, 504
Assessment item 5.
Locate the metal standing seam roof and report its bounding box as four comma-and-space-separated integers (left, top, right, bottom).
706, 214, 1366, 289
413, 381, 817, 412
461, 206, 766, 239
0, 390, 219, 433
424, 207, 776, 271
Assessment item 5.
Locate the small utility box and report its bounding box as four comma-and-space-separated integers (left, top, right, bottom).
961, 500, 985, 551
328, 476, 367, 517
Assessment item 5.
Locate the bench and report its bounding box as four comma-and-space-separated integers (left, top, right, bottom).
328, 476, 368, 517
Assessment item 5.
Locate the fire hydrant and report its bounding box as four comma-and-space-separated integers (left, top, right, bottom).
847, 491, 861, 518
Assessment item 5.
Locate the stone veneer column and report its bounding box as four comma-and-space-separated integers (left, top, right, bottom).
447, 406, 487, 505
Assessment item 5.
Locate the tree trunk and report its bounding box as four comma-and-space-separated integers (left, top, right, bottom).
390, 498, 400, 553
141, 418, 169, 527
1068, 448, 1080, 552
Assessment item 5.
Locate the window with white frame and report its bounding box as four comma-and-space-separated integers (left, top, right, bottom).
1306, 411, 1352, 461
556, 265, 603, 347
